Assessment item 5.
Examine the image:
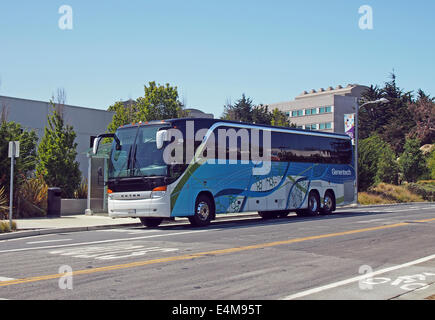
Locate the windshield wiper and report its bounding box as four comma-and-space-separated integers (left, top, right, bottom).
130, 144, 142, 177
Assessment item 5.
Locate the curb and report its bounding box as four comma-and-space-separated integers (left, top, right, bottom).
0, 222, 143, 241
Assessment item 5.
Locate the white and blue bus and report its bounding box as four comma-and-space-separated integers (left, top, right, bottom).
93, 118, 356, 227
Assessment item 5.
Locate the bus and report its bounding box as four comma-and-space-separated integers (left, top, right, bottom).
93, 118, 355, 228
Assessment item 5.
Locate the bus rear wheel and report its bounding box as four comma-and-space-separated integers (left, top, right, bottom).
296, 191, 320, 217
189, 194, 214, 227
140, 217, 163, 228
320, 191, 335, 215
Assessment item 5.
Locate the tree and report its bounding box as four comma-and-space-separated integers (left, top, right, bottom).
408, 90, 435, 145
0, 121, 38, 199
428, 149, 435, 179
271, 108, 294, 127
398, 138, 428, 183
107, 82, 186, 132
358, 134, 390, 191
222, 94, 294, 127
358, 73, 416, 154
252, 104, 272, 125
222, 94, 254, 123
107, 100, 137, 133
375, 144, 399, 185
36, 103, 81, 198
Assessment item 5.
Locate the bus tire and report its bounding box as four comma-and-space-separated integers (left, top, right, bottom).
189, 194, 214, 227
301, 190, 320, 217
320, 190, 335, 215
140, 217, 163, 228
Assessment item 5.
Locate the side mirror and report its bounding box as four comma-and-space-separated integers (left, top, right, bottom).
93, 133, 119, 154
156, 130, 168, 150
92, 137, 102, 155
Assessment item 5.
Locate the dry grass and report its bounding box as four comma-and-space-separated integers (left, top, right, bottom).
360, 183, 425, 205
358, 192, 395, 205
0, 220, 16, 233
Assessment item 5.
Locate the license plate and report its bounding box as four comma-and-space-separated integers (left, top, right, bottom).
128, 209, 136, 214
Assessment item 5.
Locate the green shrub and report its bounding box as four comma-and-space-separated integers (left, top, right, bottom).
407, 182, 435, 201
0, 186, 8, 220
74, 179, 88, 199
17, 174, 47, 218
399, 138, 428, 183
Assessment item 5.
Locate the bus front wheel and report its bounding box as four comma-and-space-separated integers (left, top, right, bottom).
140, 217, 163, 228
189, 194, 214, 227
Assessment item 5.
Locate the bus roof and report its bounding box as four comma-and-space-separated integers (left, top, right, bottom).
118, 118, 351, 140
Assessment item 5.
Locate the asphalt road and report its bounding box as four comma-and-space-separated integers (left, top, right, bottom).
0, 202, 434, 300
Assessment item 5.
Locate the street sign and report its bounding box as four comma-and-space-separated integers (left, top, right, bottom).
8, 141, 20, 158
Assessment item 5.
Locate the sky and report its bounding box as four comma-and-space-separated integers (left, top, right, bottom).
0, 0, 434, 118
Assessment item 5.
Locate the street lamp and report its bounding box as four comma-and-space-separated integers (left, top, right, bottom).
354, 97, 390, 204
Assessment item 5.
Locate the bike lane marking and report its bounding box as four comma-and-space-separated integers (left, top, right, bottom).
281, 253, 435, 300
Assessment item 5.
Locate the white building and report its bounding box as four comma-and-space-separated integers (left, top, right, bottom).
269, 84, 368, 133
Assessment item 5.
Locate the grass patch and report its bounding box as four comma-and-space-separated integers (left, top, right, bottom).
359, 183, 426, 205
0, 220, 17, 233
358, 192, 395, 205
369, 183, 425, 203
406, 181, 435, 201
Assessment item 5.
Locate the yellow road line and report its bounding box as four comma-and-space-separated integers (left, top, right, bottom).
0, 220, 429, 288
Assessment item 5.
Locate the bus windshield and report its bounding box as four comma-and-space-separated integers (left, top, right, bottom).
108, 125, 168, 179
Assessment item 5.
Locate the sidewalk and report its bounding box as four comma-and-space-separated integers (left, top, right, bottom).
0, 214, 141, 240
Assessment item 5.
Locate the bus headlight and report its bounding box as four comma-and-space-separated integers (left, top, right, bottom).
151, 186, 167, 199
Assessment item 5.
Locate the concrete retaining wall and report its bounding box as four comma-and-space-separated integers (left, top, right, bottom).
61, 199, 87, 215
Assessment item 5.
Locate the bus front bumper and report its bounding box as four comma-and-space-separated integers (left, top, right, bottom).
108, 196, 171, 219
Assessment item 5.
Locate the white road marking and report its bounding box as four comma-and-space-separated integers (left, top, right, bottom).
0, 229, 211, 254
281, 253, 435, 300
356, 218, 388, 224
50, 244, 179, 260
96, 229, 159, 235
26, 239, 72, 245
0, 277, 15, 282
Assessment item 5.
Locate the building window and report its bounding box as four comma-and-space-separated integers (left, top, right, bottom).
291, 111, 298, 117
319, 106, 332, 114
305, 109, 311, 116
311, 108, 317, 115
285, 112, 290, 117
319, 122, 332, 130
